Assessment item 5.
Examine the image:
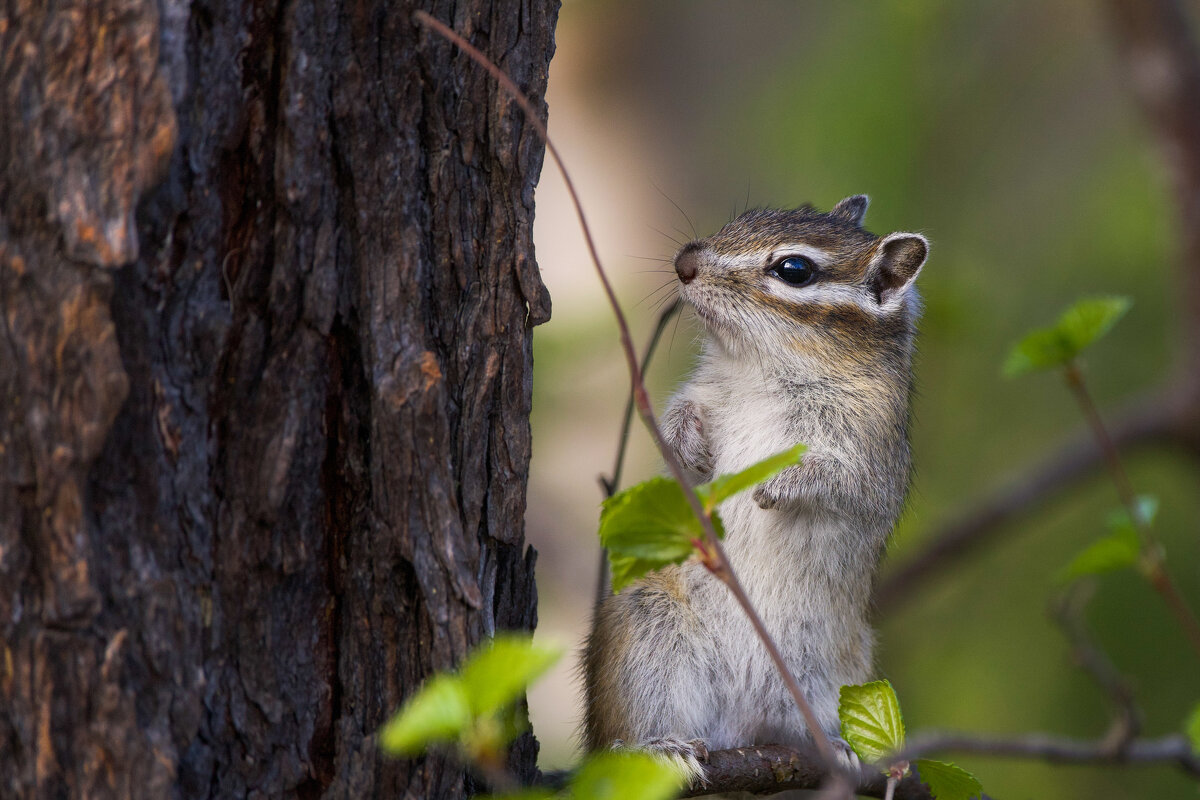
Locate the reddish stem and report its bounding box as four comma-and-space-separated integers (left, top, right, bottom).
412, 9, 843, 777
1063, 362, 1200, 660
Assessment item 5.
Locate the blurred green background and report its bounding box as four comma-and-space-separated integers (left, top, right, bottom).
525, 2, 1200, 797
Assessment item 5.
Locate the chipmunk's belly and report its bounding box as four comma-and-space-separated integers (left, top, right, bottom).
688, 383, 875, 742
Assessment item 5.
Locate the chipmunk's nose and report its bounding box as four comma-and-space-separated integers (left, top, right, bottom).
675, 243, 702, 284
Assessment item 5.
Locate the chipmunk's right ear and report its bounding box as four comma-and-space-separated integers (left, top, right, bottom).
867, 232, 928, 305
830, 195, 869, 226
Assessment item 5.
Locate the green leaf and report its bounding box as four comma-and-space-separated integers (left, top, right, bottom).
607, 551, 656, 596
1058, 496, 1159, 583
570, 751, 684, 800
600, 477, 713, 592
1107, 494, 1159, 531
1058, 526, 1140, 583
379, 675, 471, 755
838, 680, 905, 767
1004, 295, 1131, 376
914, 759, 983, 800
1186, 702, 1200, 755
695, 443, 807, 510
459, 634, 563, 717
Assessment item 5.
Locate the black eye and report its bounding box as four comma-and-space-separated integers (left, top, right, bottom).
769, 256, 817, 286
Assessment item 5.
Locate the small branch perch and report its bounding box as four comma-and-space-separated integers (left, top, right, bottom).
680, 745, 934, 799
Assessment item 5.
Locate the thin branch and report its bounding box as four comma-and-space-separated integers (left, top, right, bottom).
1050, 584, 1142, 752
904, 731, 1200, 779
1063, 363, 1200, 660
875, 396, 1176, 610
600, 297, 682, 498
595, 298, 681, 610
413, 11, 845, 785
680, 745, 934, 799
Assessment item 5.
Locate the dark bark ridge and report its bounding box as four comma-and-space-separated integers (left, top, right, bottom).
0, 0, 558, 797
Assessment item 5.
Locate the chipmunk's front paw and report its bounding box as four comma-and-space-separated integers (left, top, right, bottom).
663, 400, 713, 478
613, 737, 709, 786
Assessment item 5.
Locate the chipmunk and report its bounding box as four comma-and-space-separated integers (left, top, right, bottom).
582, 195, 928, 782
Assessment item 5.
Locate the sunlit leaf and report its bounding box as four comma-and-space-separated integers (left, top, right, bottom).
570, 751, 684, 800
1004, 296, 1131, 376
379, 675, 471, 755
695, 443, 806, 510
914, 759, 983, 800
600, 477, 717, 592
838, 680, 905, 767
459, 634, 563, 717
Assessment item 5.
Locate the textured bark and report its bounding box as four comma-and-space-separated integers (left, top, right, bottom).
0, 0, 557, 797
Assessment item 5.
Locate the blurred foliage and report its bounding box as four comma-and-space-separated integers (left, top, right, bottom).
530, 1, 1200, 796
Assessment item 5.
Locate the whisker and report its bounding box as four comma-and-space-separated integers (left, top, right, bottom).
648, 287, 679, 314
650, 180, 698, 240
637, 279, 679, 309
647, 225, 685, 248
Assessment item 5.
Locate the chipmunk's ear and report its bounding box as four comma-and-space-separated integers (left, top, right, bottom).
830, 195, 869, 226
868, 232, 928, 305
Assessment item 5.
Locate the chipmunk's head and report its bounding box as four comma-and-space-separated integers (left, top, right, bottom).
673, 195, 928, 364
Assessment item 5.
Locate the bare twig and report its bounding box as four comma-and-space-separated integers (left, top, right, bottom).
595, 298, 681, 610
600, 297, 682, 498
1050, 584, 1142, 752
1063, 363, 1200, 660
412, 11, 845, 786
875, 397, 1175, 610
904, 731, 1200, 779
673, 728, 1200, 797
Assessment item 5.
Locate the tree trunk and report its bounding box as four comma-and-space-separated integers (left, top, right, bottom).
0, 0, 557, 796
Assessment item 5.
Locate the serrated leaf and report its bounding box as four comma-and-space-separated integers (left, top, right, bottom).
379, 675, 471, 755
838, 680, 905, 767
695, 443, 806, 510
1186, 702, 1200, 755
1004, 296, 1131, 376
601, 477, 716, 592
1058, 526, 1140, 583
459, 634, 563, 717
570, 751, 683, 800
914, 759, 983, 800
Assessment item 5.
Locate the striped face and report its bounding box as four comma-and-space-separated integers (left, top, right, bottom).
674, 199, 927, 363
